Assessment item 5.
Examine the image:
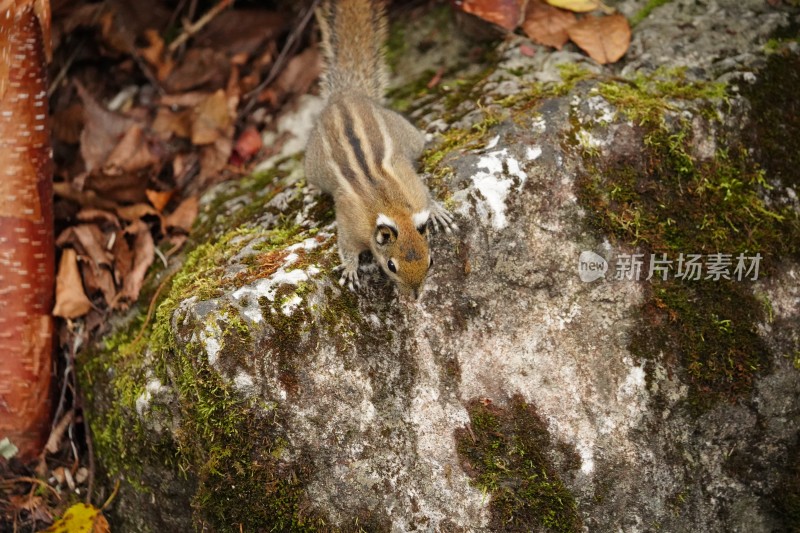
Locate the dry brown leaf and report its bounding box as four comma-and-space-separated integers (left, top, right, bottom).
55, 224, 116, 303
103, 123, 159, 174
567, 14, 631, 64
53, 248, 93, 319
116, 202, 160, 222
522, 0, 577, 49
111, 229, 133, 286
98, 9, 136, 56
165, 47, 230, 93
71, 224, 113, 268
146, 189, 174, 212
460, 0, 526, 30
94, 513, 111, 533
53, 182, 119, 211
159, 91, 213, 108
8, 493, 44, 514
172, 153, 200, 188
58, 2, 105, 35
166, 233, 188, 256
44, 411, 74, 454
152, 106, 192, 140
166, 196, 199, 233
79, 254, 117, 305
75, 208, 121, 230
82, 170, 151, 205
260, 47, 321, 106
114, 220, 154, 307
139, 28, 174, 81
233, 127, 262, 161
195, 9, 285, 57
77, 82, 137, 173
192, 89, 233, 145
198, 137, 233, 187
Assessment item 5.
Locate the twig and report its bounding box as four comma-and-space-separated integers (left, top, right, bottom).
82, 405, 96, 504
168, 0, 234, 54
48, 41, 85, 98
0, 477, 61, 499
239, 0, 320, 121
130, 271, 176, 349
50, 333, 79, 442
166, 0, 190, 32
100, 479, 121, 511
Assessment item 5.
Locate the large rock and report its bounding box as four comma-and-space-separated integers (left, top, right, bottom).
83, 1, 800, 531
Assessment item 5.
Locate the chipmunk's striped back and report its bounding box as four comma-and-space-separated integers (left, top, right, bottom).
311, 96, 427, 207
317, 0, 388, 100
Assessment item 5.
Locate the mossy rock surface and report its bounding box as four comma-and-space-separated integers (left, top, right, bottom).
83, 2, 800, 531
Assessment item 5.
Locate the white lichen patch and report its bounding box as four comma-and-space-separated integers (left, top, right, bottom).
585, 93, 617, 123
531, 115, 547, 133
200, 320, 223, 366
232, 260, 321, 323
454, 148, 530, 230
135, 378, 167, 417
527, 145, 543, 161
233, 371, 256, 397
228, 234, 329, 323
471, 172, 513, 230
280, 294, 303, 315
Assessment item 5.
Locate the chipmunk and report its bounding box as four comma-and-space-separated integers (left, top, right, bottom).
304, 0, 455, 300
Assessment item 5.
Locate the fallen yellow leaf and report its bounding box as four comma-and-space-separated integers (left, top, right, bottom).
38, 503, 108, 533
545, 0, 602, 14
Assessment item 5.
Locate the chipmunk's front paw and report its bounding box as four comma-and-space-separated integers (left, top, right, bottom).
430, 202, 458, 234
336, 263, 361, 292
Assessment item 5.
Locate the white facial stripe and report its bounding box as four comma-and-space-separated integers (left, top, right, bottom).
376, 213, 396, 230
412, 210, 430, 228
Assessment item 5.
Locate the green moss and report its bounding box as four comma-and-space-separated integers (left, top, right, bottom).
740, 52, 800, 190
79, 168, 347, 529
557, 63, 595, 90
455, 395, 582, 532
597, 68, 727, 127
79, 319, 163, 492
575, 66, 800, 409
631, 0, 674, 26
169, 340, 323, 531
629, 280, 770, 408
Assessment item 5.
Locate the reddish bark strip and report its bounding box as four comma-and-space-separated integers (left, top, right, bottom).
0, 1, 54, 460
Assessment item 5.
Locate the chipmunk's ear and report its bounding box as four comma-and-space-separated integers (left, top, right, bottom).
412, 210, 430, 235
375, 214, 398, 245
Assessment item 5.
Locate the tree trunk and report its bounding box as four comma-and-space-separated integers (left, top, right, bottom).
0, 0, 54, 461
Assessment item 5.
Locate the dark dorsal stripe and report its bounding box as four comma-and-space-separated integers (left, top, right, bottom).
340, 104, 376, 185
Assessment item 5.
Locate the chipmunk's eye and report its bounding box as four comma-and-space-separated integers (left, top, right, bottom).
387, 259, 397, 273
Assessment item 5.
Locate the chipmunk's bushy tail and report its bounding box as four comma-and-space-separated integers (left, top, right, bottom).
317, 0, 388, 100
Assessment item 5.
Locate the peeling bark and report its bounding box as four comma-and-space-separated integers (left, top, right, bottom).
0, 1, 54, 460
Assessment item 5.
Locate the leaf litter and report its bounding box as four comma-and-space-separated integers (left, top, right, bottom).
456, 0, 632, 64
10, 0, 323, 531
